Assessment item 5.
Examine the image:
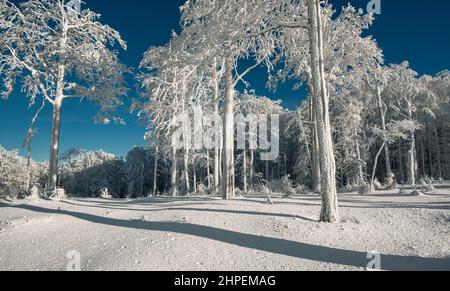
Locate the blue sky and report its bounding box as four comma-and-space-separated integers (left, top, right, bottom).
1, 0, 449, 161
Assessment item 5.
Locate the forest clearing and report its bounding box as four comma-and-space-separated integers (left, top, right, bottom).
1, 0, 450, 274
1, 185, 449, 271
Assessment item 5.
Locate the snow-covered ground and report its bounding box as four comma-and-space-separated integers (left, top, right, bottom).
1, 186, 449, 271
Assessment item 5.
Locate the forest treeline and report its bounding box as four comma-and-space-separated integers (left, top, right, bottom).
1, 0, 449, 223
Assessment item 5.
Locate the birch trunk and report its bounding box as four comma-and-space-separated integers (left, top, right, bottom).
250, 149, 254, 188
444, 134, 449, 179
420, 131, 426, 178
243, 150, 248, 192
26, 142, 31, 194
213, 59, 221, 192
193, 161, 197, 193
222, 56, 235, 200
426, 118, 433, 178
433, 120, 443, 179
219, 147, 222, 186
47, 16, 68, 192
406, 103, 417, 185
153, 142, 159, 196
356, 139, 364, 184
183, 148, 190, 194
399, 139, 405, 183
171, 147, 178, 197
310, 96, 321, 193
206, 150, 211, 189
308, 0, 339, 223
376, 85, 393, 177
371, 142, 386, 192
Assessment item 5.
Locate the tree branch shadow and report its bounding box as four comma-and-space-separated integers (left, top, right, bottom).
10, 204, 450, 271
60, 200, 316, 222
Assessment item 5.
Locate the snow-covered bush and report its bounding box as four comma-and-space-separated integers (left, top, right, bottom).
268, 176, 296, 198
0, 146, 46, 198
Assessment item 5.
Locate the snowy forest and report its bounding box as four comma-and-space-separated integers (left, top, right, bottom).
0, 0, 449, 272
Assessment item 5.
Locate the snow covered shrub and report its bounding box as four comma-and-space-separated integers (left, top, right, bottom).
277, 175, 297, 198
373, 179, 384, 191
384, 173, 398, 190
0, 146, 46, 198
358, 184, 371, 195
295, 185, 310, 195
100, 188, 112, 199
197, 183, 209, 195
265, 176, 296, 197
419, 176, 436, 194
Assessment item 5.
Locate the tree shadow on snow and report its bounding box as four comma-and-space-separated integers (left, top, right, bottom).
10, 204, 450, 271
60, 200, 315, 222
271, 196, 450, 211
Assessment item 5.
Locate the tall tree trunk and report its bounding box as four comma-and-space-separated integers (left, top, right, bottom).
26, 142, 32, 194
47, 100, 62, 191
171, 147, 178, 197
243, 150, 248, 192
222, 56, 235, 200
444, 132, 449, 180
184, 148, 190, 194
356, 139, 364, 184
376, 85, 393, 178
308, 0, 339, 223
310, 96, 321, 193
153, 143, 159, 196
250, 149, 254, 188
399, 139, 405, 184
219, 147, 222, 186
406, 104, 417, 185
426, 118, 433, 178
433, 120, 443, 179
407, 137, 417, 186
206, 150, 211, 190
193, 161, 197, 193
420, 130, 426, 178
371, 142, 386, 192
213, 59, 221, 192
47, 13, 68, 193
140, 163, 144, 197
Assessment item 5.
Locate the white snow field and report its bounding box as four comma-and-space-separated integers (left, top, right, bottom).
1, 186, 449, 271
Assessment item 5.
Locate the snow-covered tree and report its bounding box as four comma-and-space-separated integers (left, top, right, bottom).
236, 90, 284, 191
385, 62, 426, 185
180, 0, 307, 200
305, 0, 338, 222
138, 32, 209, 196
59, 149, 126, 198
369, 120, 420, 192
0, 146, 46, 198
0, 0, 128, 192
